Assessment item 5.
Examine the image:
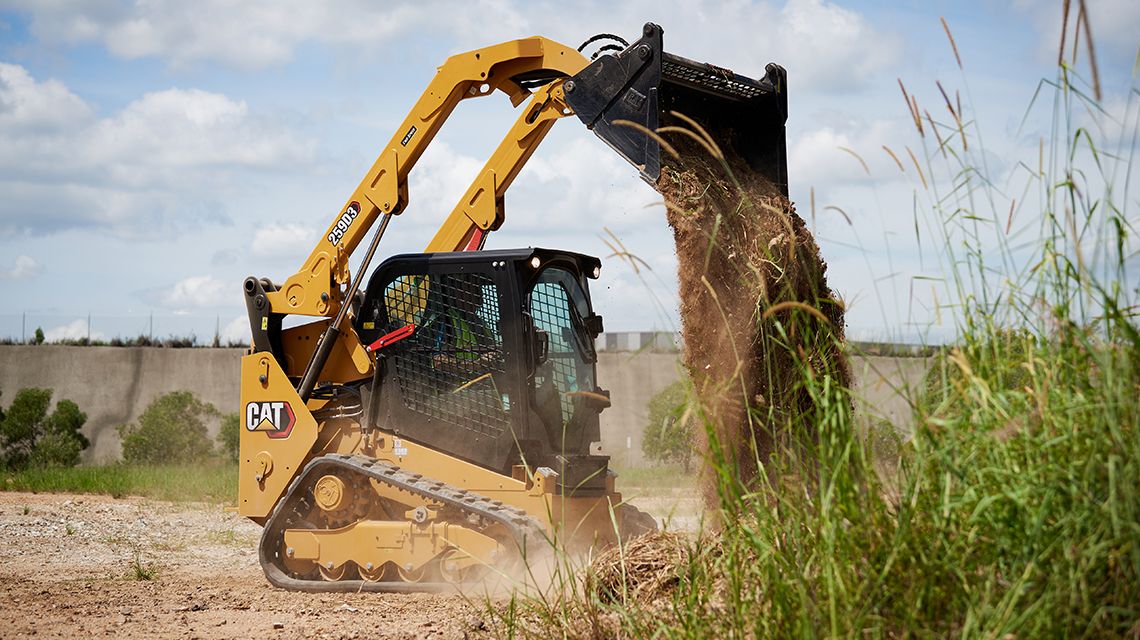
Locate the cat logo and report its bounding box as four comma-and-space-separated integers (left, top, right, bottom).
245, 401, 296, 439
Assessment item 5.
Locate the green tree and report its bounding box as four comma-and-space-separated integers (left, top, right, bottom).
217, 413, 241, 463
33, 327, 44, 345
117, 391, 217, 464
0, 388, 89, 469
37, 399, 91, 467
641, 379, 693, 472
0, 388, 47, 467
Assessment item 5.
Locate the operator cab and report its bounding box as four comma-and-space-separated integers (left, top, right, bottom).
354, 248, 611, 495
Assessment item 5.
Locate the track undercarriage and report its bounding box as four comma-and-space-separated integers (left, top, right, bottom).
258, 451, 653, 592
260, 454, 547, 592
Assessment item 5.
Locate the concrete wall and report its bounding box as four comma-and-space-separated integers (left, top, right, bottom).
595, 352, 931, 466
595, 352, 686, 466
0, 346, 928, 466
0, 346, 243, 462
849, 355, 931, 430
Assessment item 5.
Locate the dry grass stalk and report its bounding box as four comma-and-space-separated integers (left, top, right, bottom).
882, 145, 906, 173
941, 17, 962, 69
1059, 0, 1072, 65
839, 146, 870, 174
905, 146, 928, 189
1078, 0, 1101, 101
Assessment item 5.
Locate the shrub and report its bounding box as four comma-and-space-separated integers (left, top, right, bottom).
117, 391, 217, 464
29, 431, 85, 468
217, 413, 240, 463
641, 379, 693, 472
0, 389, 89, 469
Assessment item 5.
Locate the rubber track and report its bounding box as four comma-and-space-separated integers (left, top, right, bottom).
258, 453, 547, 593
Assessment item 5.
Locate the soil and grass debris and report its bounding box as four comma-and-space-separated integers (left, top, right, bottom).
658, 123, 849, 505
586, 531, 690, 606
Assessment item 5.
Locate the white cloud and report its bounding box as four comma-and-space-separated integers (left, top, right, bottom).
1079, 94, 1140, 150
0, 64, 314, 237
0, 1, 1064, 344
511, 135, 662, 232
0, 63, 91, 130
44, 318, 104, 342
157, 275, 234, 310
406, 141, 485, 229
789, 118, 911, 188
7, 0, 522, 69
772, 0, 900, 89
6, 1, 899, 91
0, 254, 42, 280
87, 89, 309, 183
405, 134, 660, 238
221, 314, 251, 344
251, 223, 319, 259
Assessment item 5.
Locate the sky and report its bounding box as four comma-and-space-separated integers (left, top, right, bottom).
0, 0, 1136, 345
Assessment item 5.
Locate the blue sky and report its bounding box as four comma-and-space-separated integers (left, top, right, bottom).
0, 0, 1136, 344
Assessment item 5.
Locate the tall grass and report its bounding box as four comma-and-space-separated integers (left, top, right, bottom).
492, 13, 1139, 639
609, 463, 696, 491
1, 463, 238, 503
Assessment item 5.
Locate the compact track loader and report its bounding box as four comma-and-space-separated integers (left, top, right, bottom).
238, 23, 788, 592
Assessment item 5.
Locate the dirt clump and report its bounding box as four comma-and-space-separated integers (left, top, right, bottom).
658, 130, 849, 506
587, 531, 689, 605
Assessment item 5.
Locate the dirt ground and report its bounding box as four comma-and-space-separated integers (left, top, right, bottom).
0, 489, 698, 639
0, 492, 488, 639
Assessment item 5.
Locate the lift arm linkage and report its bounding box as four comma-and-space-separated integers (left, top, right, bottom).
426, 80, 576, 253
266, 37, 589, 320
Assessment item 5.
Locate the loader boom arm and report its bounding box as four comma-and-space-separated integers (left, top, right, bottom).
265, 37, 588, 320
426, 80, 576, 252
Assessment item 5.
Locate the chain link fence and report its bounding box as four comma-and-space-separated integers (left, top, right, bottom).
1, 314, 944, 353
0, 313, 244, 346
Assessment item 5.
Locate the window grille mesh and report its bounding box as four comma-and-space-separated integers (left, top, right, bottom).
380, 272, 508, 436
529, 281, 579, 425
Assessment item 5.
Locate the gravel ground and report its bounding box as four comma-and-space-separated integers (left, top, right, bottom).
0, 492, 485, 639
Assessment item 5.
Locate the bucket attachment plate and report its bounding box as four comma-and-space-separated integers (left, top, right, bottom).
566, 23, 789, 196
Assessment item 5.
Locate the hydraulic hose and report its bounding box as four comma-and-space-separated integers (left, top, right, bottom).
297, 212, 393, 403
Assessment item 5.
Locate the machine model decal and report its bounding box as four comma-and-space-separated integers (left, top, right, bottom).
401, 125, 417, 147
327, 201, 361, 246
392, 438, 408, 457
246, 401, 297, 439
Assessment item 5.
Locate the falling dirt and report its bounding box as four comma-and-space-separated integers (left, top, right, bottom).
657, 129, 849, 505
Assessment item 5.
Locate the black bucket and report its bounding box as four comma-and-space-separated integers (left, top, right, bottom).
565, 22, 789, 196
